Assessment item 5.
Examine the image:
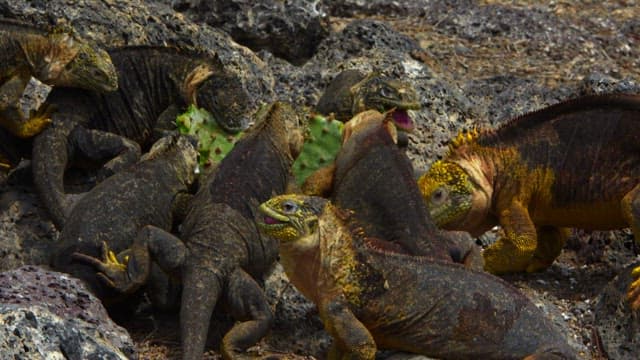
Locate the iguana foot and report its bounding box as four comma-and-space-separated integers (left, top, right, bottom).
627, 265, 640, 310
525, 257, 554, 273
483, 239, 533, 274
15, 108, 53, 138
72, 241, 139, 294
1, 104, 54, 138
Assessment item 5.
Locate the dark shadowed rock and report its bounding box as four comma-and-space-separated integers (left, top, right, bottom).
0, 187, 57, 272
594, 261, 640, 360
172, 0, 330, 65
0, 266, 136, 359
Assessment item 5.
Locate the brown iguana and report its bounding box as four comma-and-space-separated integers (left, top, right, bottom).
315, 69, 420, 145
257, 194, 577, 359
52, 133, 197, 306
31, 45, 255, 229
416, 94, 640, 309
72, 102, 304, 359
303, 110, 482, 268
0, 18, 117, 138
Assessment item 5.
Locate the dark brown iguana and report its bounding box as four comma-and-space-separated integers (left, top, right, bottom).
52, 133, 197, 306
257, 194, 577, 359
303, 110, 482, 268
0, 18, 117, 139
315, 69, 420, 145
72, 102, 304, 359
416, 93, 640, 309
31, 45, 255, 229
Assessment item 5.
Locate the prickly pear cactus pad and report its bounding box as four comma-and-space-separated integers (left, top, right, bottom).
293, 114, 343, 185
176, 105, 242, 169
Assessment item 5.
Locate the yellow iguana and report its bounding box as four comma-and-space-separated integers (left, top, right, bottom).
417, 94, 640, 309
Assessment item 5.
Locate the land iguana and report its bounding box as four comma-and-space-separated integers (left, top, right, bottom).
72, 102, 305, 359
52, 133, 197, 306
303, 110, 482, 268
31, 45, 255, 229
315, 69, 420, 146
416, 94, 640, 309
0, 18, 117, 138
257, 194, 577, 360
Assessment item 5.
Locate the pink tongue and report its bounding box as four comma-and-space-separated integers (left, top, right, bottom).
263, 216, 280, 225
392, 110, 414, 131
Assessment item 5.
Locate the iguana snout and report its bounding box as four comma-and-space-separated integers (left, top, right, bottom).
48, 33, 118, 92
351, 74, 420, 132
257, 194, 326, 243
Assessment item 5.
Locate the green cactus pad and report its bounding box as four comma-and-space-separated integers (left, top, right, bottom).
176, 105, 242, 169
293, 114, 343, 185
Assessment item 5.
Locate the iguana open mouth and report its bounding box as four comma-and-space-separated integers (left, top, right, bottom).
391, 109, 414, 131
262, 215, 283, 225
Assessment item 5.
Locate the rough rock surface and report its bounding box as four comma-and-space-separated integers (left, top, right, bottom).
0, 266, 136, 359
173, 0, 330, 64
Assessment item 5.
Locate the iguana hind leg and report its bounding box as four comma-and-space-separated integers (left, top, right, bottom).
221, 268, 274, 359
483, 200, 537, 274
622, 184, 640, 310
526, 226, 569, 273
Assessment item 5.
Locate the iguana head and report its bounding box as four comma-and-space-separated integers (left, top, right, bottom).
417, 160, 476, 229
351, 73, 420, 132
43, 32, 118, 92
257, 194, 327, 244
141, 133, 199, 186
195, 72, 254, 133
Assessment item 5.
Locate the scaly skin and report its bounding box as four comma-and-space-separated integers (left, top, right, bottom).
257, 194, 577, 360
417, 93, 640, 309
304, 110, 482, 268
71, 102, 304, 359
52, 134, 197, 305
315, 70, 420, 143
0, 19, 117, 138
31, 45, 255, 229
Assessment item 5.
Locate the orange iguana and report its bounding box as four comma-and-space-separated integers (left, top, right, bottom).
257, 194, 576, 359
417, 94, 640, 309
0, 19, 117, 139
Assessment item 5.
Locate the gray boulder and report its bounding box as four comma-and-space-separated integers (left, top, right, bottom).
0, 266, 136, 359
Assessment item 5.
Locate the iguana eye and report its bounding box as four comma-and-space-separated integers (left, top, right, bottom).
282, 200, 298, 214
379, 85, 395, 98
431, 187, 448, 205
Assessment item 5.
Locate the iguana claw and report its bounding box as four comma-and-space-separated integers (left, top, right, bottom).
72, 241, 134, 293
627, 265, 640, 311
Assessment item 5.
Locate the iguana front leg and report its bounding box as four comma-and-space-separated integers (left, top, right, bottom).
72, 225, 187, 294
483, 200, 537, 274
319, 294, 377, 360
